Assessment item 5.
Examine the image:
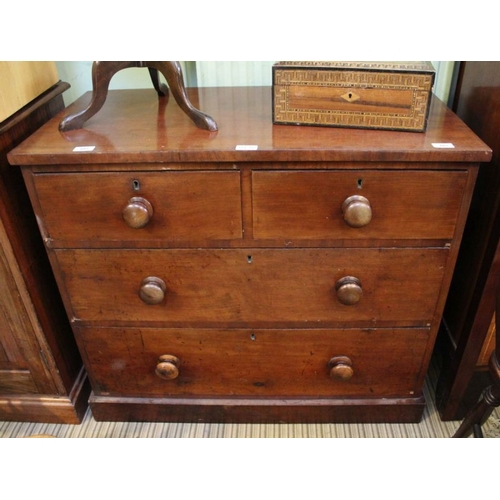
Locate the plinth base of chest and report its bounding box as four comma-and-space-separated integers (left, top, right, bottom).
88, 394, 426, 424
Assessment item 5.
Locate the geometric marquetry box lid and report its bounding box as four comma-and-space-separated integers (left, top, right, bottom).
273, 61, 435, 132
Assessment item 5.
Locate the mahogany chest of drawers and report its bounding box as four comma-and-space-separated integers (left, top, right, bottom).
8, 86, 491, 423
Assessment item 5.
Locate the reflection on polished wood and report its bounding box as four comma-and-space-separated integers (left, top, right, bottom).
8, 88, 491, 166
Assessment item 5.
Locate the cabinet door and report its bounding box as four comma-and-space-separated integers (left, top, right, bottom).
0, 218, 57, 395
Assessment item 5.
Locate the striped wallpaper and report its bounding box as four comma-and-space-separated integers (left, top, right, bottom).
56, 61, 455, 107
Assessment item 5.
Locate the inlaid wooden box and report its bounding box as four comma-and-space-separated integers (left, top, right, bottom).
273, 61, 435, 132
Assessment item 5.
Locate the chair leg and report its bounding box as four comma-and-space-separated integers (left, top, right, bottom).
453, 386, 500, 437
452, 355, 500, 438
473, 424, 484, 438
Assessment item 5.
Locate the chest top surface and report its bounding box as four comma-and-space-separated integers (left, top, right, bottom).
8, 86, 491, 166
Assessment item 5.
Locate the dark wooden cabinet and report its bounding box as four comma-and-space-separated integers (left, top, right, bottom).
0, 82, 89, 423
435, 62, 500, 420
9, 87, 490, 423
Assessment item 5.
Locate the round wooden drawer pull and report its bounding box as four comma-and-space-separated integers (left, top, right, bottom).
342, 195, 372, 228
123, 197, 153, 229
335, 276, 362, 306
155, 355, 180, 380
328, 356, 354, 381
139, 277, 166, 305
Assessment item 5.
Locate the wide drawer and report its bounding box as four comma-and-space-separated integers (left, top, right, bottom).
56, 248, 448, 326
31, 170, 243, 246
252, 170, 467, 241
79, 326, 429, 398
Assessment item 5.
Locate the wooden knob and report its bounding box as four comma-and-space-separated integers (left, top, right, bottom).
155, 355, 180, 380
335, 276, 362, 306
328, 356, 354, 381
123, 197, 153, 229
139, 277, 166, 305
342, 195, 372, 228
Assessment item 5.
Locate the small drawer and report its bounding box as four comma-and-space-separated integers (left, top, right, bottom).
31, 170, 243, 247
79, 327, 430, 398
252, 170, 467, 241
56, 248, 448, 327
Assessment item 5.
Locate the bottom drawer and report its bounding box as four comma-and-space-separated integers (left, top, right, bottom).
78, 327, 429, 399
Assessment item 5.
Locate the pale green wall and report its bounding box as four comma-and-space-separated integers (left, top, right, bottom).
431, 61, 455, 104
56, 61, 455, 106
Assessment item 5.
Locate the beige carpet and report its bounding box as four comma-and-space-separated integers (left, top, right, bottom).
1, 359, 499, 438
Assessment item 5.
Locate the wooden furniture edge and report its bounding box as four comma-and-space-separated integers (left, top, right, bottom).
0, 367, 90, 424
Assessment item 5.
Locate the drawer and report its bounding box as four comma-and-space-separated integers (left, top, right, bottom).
252, 170, 467, 241
56, 248, 448, 326
31, 170, 243, 246
79, 327, 430, 398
